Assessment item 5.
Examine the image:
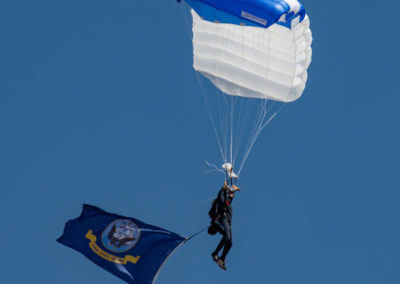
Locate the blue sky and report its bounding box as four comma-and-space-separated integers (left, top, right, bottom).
1, 0, 399, 283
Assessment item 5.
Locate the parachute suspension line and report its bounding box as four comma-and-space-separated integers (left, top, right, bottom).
218, 89, 235, 165
195, 72, 227, 163
237, 102, 286, 176
220, 91, 240, 168
260, 103, 285, 130
230, 94, 235, 165
236, 99, 269, 169
205, 160, 225, 174
237, 99, 272, 176
196, 71, 285, 178
218, 89, 228, 163
231, 99, 240, 167
232, 96, 251, 167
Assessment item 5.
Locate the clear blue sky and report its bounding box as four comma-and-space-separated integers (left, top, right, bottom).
1, 0, 399, 283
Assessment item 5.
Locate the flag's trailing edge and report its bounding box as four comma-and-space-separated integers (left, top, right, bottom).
57, 204, 186, 284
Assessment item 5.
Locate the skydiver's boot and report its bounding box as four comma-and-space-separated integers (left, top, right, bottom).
217, 258, 227, 270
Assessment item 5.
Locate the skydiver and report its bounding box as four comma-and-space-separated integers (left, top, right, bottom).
209, 181, 239, 270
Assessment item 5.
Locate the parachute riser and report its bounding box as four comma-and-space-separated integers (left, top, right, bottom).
222, 163, 240, 191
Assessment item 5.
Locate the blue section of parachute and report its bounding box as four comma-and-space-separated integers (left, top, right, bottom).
180, 0, 306, 28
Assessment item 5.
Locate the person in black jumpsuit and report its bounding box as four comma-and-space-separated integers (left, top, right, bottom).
211, 183, 235, 270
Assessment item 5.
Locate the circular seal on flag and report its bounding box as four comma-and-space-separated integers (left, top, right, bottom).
101, 219, 141, 253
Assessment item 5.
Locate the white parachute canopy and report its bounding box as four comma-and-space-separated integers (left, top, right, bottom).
192, 9, 312, 103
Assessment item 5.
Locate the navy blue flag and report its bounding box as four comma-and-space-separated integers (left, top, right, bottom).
57, 204, 186, 284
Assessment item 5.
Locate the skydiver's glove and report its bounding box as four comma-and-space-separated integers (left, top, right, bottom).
232, 184, 240, 191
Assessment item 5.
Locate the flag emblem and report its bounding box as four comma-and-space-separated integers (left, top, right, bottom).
102, 219, 141, 253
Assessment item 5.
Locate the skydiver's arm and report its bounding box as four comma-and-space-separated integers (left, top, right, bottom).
217, 187, 228, 208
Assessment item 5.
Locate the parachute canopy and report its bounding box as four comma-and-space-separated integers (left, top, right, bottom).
182, 0, 312, 102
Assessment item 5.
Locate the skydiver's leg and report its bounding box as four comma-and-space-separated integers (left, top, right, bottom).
212, 218, 230, 257
212, 228, 225, 256
219, 219, 232, 261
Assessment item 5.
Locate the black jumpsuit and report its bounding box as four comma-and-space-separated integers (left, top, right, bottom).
212, 187, 233, 261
